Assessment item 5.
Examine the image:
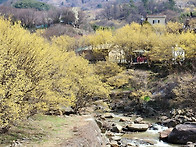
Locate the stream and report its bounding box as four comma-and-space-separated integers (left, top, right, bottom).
99, 113, 181, 147
121, 124, 178, 147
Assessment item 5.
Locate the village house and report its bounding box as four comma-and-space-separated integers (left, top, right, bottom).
108, 49, 126, 63
146, 15, 166, 25
76, 45, 148, 64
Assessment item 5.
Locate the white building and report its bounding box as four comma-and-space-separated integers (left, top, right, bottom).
146, 15, 166, 25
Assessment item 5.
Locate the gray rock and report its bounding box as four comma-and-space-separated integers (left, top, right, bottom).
62, 106, 75, 114
111, 124, 123, 133
191, 117, 196, 122
160, 128, 173, 141
102, 113, 114, 119
134, 117, 143, 124
124, 106, 132, 111
160, 116, 168, 121
167, 123, 196, 144
119, 117, 131, 122
110, 140, 119, 147
162, 119, 177, 127
126, 124, 149, 132
185, 122, 196, 125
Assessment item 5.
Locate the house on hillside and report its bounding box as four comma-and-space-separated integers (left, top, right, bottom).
146, 15, 166, 25
76, 45, 149, 64
108, 49, 126, 63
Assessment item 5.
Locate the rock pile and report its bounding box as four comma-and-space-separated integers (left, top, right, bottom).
158, 108, 196, 127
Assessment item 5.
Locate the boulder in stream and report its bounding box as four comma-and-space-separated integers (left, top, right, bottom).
111, 124, 123, 133
101, 113, 115, 119
167, 123, 196, 144
125, 124, 149, 132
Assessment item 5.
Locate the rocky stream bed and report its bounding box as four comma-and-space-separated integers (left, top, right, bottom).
95, 112, 196, 147
81, 99, 196, 147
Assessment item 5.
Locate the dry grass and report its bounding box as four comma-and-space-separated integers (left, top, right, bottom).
0, 114, 78, 147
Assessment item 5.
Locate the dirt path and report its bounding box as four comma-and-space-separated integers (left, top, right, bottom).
25, 115, 106, 147
59, 115, 106, 147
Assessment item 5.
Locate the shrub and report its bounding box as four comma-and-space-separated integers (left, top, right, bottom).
130, 90, 152, 102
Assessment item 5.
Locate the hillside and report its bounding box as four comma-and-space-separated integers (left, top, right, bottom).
38, 0, 196, 10
2, 0, 195, 9
1, 0, 195, 35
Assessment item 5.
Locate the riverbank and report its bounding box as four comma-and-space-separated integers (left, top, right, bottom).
0, 114, 106, 147
1, 102, 195, 147
83, 98, 196, 147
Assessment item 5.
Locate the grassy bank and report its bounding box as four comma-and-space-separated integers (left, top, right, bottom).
0, 114, 76, 147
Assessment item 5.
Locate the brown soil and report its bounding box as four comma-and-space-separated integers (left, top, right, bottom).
59, 115, 106, 147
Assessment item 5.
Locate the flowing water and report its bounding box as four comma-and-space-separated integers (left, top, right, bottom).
107, 113, 180, 147
121, 124, 179, 147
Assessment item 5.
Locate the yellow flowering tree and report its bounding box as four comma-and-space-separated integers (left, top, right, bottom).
0, 17, 110, 132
